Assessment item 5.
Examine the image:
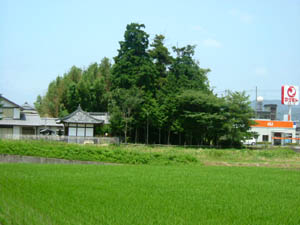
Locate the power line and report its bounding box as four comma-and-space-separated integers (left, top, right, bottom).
213, 88, 282, 100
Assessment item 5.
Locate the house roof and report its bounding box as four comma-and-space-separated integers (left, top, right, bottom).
41, 117, 63, 126
58, 105, 104, 124
89, 112, 110, 124
0, 95, 23, 109
21, 102, 36, 111
0, 114, 63, 127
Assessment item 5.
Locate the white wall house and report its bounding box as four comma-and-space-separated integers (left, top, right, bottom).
57, 105, 104, 137
0, 95, 63, 137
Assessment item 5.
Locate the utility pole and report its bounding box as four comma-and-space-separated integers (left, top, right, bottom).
288, 104, 292, 121
255, 86, 258, 118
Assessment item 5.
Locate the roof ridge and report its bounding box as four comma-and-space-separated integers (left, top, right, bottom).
59, 105, 103, 123
0, 95, 23, 109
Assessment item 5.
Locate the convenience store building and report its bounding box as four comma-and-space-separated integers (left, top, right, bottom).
251, 120, 298, 145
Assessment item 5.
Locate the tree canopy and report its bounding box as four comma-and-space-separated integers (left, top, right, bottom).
35, 23, 254, 147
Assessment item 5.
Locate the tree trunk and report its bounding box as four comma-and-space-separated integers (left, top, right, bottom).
158, 128, 161, 144
124, 120, 128, 144
179, 133, 181, 145
135, 127, 138, 143
167, 129, 171, 145
146, 116, 149, 145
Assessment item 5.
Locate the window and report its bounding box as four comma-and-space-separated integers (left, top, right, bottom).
69, 127, 77, 136
285, 133, 292, 144
86, 128, 93, 137
77, 128, 85, 136
22, 127, 35, 135
262, 135, 269, 142
0, 127, 13, 136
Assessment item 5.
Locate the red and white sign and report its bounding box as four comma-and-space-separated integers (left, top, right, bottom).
281, 85, 299, 105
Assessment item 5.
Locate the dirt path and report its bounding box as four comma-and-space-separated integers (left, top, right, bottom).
203, 161, 300, 168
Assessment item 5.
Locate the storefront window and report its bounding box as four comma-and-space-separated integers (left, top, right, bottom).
262, 135, 269, 142
285, 133, 292, 144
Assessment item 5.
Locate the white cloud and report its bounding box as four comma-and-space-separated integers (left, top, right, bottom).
229, 9, 254, 24
203, 39, 222, 48
254, 67, 268, 76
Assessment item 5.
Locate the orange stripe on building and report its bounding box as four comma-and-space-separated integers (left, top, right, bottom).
252, 120, 294, 128
272, 137, 300, 140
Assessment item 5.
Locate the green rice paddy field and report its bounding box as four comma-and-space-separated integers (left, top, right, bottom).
1, 163, 300, 225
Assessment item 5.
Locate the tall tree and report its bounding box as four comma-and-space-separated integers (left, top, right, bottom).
222, 91, 255, 147
34, 23, 255, 147
177, 90, 225, 145
99, 57, 112, 91
149, 34, 173, 89
140, 92, 159, 144
36, 58, 111, 117
111, 23, 156, 92
171, 45, 210, 91
109, 87, 143, 143
65, 81, 80, 113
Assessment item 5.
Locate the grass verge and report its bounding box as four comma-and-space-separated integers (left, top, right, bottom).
0, 139, 198, 165
0, 139, 300, 167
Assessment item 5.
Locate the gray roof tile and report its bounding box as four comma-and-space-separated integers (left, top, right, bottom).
0, 114, 63, 127
59, 105, 104, 124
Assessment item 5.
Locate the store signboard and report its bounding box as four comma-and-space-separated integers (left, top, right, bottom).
252, 120, 294, 128
281, 85, 299, 105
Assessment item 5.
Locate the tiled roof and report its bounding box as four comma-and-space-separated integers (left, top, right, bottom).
21, 102, 36, 111
59, 105, 104, 124
89, 112, 110, 124
0, 113, 63, 127
41, 118, 64, 127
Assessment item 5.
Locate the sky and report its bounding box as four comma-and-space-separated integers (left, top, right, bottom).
1, 0, 300, 105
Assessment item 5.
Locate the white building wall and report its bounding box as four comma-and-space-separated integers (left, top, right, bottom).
67, 127, 94, 137
251, 127, 296, 144
13, 108, 20, 119
296, 132, 300, 144
1, 99, 15, 107
12, 126, 21, 139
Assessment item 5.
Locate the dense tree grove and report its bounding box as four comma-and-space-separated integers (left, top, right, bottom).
36, 23, 254, 147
